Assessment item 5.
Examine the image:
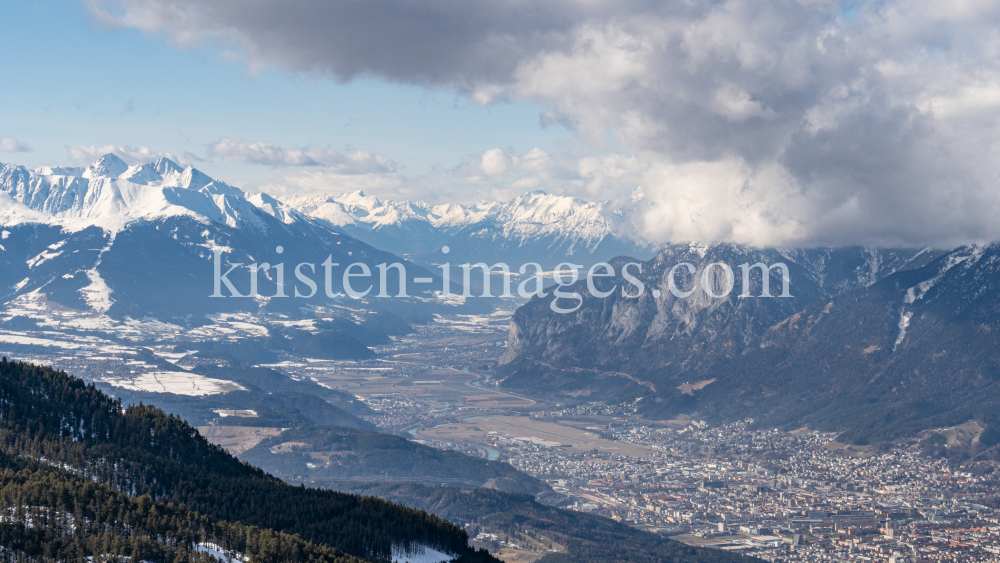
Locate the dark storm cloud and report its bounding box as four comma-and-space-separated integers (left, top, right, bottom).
89, 0, 618, 85
88, 0, 1000, 247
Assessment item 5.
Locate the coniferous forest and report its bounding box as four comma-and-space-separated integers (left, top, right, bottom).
0, 358, 497, 563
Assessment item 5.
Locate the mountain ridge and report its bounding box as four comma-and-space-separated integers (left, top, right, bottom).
495, 241, 995, 447
1, 155, 451, 323
282, 188, 656, 266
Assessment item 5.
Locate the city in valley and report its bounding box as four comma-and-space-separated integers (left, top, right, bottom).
3, 305, 999, 563
240, 313, 1000, 563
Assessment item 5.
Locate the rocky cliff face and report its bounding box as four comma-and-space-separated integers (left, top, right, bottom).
500, 243, 824, 383
499, 243, 935, 383
496, 243, 1000, 445
715, 243, 1000, 442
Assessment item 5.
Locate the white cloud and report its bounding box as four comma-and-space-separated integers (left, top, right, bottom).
259, 167, 406, 199
89, 0, 1000, 246
0, 138, 32, 153
66, 144, 196, 166
209, 138, 396, 173
709, 84, 776, 122
480, 148, 514, 176
452, 147, 637, 193
253, 145, 646, 205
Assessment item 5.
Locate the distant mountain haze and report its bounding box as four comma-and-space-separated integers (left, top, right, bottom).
283, 189, 656, 267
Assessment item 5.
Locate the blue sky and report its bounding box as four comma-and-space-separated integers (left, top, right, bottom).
3, 0, 1000, 247
0, 0, 575, 193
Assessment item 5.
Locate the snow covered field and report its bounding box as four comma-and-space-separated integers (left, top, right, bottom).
391, 545, 454, 563
97, 371, 244, 396
0, 332, 89, 350
431, 311, 514, 334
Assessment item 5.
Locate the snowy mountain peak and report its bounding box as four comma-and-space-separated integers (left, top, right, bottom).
277, 187, 655, 262
245, 191, 307, 225
2, 155, 654, 265
180, 167, 214, 191
83, 153, 129, 179
0, 157, 282, 234
120, 163, 163, 185
154, 157, 182, 176
336, 190, 382, 210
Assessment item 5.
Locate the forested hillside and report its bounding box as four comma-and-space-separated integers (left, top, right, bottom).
239, 425, 549, 494
0, 358, 497, 563
0, 449, 363, 563
324, 481, 762, 563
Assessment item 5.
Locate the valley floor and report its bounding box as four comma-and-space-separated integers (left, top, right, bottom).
4, 305, 1000, 562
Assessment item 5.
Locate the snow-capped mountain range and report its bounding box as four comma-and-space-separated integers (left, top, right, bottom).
6, 153, 995, 446
1, 154, 286, 233
2, 154, 655, 268
0, 153, 951, 325
497, 239, 1000, 445
282, 189, 655, 265
0, 154, 443, 322
0, 153, 656, 323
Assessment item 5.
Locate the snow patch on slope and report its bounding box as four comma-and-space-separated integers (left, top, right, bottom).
26, 249, 63, 269
80, 270, 113, 314
194, 542, 248, 562
904, 245, 984, 304
391, 545, 454, 563
893, 310, 913, 351
79, 234, 116, 314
